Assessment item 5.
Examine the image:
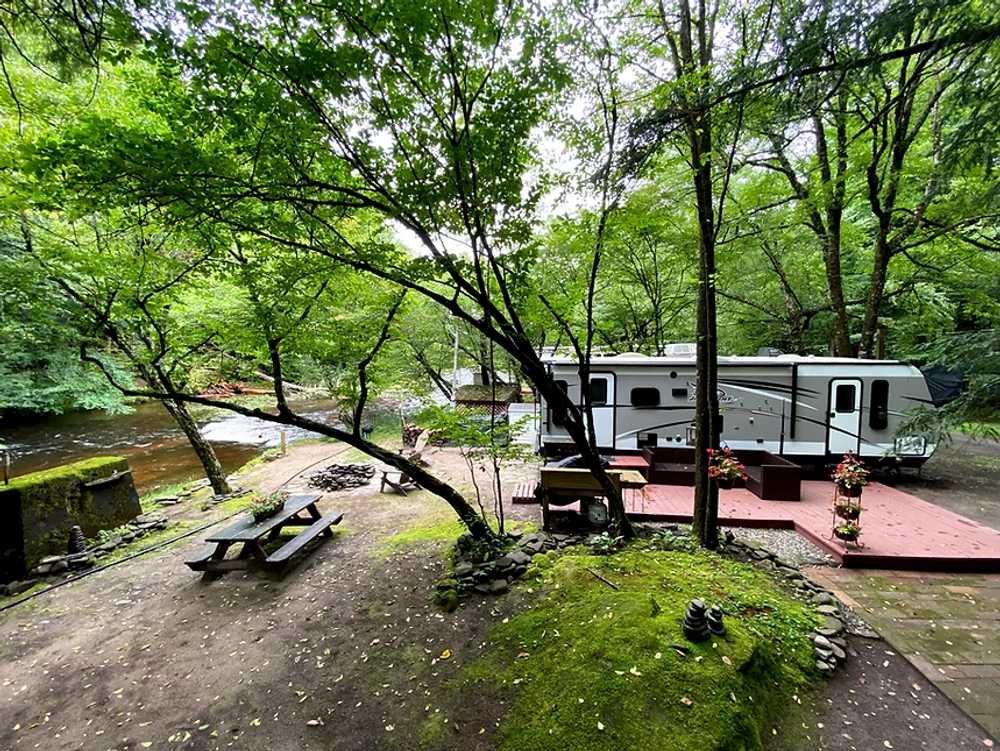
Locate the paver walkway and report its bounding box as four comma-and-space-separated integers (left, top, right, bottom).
806, 566, 1000, 740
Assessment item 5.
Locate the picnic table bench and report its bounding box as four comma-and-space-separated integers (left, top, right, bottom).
185, 493, 342, 575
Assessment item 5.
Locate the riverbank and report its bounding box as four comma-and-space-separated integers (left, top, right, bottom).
0, 397, 343, 492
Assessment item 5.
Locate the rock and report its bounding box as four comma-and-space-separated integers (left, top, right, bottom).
494, 555, 515, 570
509, 550, 531, 567
522, 540, 545, 555
488, 579, 510, 595
815, 646, 834, 661
811, 592, 838, 606
97, 538, 122, 552
454, 563, 475, 579
779, 567, 804, 580
815, 604, 840, 616
67, 554, 96, 570
155, 496, 180, 504
472, 583, 490, 595
3, 579, 38, 596
830, 643, 847, 663
819, 615, 845, 635
456, 532, 476, 553
816, 660, 835, 674
811, 634, 833, 650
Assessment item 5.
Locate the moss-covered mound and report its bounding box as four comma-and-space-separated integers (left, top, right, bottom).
464, 545, 818, 751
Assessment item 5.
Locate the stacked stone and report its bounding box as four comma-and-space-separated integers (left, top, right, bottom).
707, 605, 727, 636
682, 599, 711, 642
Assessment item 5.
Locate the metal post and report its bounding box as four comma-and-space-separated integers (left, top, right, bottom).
2, 446, 9, 485
280, 430, 287, 456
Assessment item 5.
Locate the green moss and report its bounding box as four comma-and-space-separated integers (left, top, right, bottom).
418, 713, 450, 748
461, 546, 819, 751
377, 506, 466, 557
211, 491, 257, 514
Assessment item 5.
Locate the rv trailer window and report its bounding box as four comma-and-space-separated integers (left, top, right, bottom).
870, 380, 889, 430
835, 384, 856, 413
552, 380, 569, 426
630, 387, 660, 407
589, 378, 608, 406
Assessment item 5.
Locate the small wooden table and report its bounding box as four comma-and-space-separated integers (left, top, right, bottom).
185, 493, 343, 575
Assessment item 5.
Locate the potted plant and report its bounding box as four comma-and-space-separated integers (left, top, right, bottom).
249, 490, 288, 522
831, 453, 869, 497
707, 447, 747, 490
833, 520, 862, 543
834, 499, 862, 521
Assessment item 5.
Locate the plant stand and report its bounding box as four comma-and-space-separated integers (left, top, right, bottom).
830, 486, 864, 548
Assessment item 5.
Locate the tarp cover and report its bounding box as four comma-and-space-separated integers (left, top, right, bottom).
920, 366, 965, 407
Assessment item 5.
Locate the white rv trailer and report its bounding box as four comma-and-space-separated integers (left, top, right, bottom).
539, 349, 937, 467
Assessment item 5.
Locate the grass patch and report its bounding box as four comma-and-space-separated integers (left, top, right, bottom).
376, 504, 539, 559
377, 501, 467, 557
461, 544, 819, 751
212, 490, 257, 514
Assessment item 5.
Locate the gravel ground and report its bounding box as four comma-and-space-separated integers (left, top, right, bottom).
724, 526, 836, 567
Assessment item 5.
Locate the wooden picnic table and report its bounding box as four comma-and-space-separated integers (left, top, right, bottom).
185, 493, 343, 575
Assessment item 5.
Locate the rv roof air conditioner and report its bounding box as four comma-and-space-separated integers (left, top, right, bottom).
663, 343, 697, 357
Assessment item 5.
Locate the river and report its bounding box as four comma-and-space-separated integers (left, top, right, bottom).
0, 399, 342, 493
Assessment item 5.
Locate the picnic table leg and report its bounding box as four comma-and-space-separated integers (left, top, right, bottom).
541, 492, 550, 531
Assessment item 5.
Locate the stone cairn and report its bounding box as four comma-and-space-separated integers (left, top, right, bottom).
67, 525, 88, 555
682, 598, 711, 642
308, 463, 376, 492
707, 605, 727, 636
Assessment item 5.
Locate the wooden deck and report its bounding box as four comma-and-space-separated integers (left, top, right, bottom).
538, 452, 1000, 570
552, 477, 1000, 572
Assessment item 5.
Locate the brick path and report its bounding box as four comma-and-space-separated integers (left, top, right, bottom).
807, 567, 1000, 740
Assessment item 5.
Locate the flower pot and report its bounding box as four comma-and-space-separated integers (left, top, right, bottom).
833, 527, 860, 542
716, 477, 736, 490
253, 503, 284, 523
837, 483, 863, 498
834, 502, 861, 521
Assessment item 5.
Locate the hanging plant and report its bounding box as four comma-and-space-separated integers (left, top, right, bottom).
707, 447, 747, 489
831, 453, 869, 497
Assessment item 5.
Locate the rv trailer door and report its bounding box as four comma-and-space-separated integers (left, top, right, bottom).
587, 373, 616, 449
827, 379, 862, 455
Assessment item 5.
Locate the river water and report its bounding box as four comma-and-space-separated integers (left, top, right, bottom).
0, 399, 341, 492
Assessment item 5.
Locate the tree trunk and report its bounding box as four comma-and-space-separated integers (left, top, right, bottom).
814, 105, 854, 357
160, 397, 232, 495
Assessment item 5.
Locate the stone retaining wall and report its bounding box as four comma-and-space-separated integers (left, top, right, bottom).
0, 456, 141, 581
